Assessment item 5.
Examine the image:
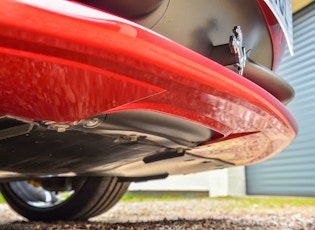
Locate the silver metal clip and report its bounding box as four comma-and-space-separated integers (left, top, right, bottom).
229, 26, 247, 75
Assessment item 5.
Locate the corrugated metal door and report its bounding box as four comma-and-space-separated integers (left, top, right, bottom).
246, 3, 315, 197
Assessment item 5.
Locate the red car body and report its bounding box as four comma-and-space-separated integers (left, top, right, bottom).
0, 0, 297, 221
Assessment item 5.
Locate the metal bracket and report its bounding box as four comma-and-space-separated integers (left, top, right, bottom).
209, 26, 247, 75
229, 26, 247, 75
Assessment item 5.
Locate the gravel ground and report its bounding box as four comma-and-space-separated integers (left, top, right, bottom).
0, 199, 314, 229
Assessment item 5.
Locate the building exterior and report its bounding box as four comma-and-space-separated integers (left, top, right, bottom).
246, 2, 315, 197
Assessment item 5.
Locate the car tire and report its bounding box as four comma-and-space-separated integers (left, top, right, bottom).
0, 176, 129, 221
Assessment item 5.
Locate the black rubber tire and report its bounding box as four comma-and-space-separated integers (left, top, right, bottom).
0, 176, 129, 221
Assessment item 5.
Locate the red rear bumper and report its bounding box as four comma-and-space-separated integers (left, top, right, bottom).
0, 1, 297, 165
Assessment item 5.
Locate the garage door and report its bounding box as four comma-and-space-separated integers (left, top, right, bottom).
246, 3, 315, 197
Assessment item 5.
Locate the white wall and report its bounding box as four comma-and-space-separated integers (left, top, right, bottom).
129, 166, 246, 197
